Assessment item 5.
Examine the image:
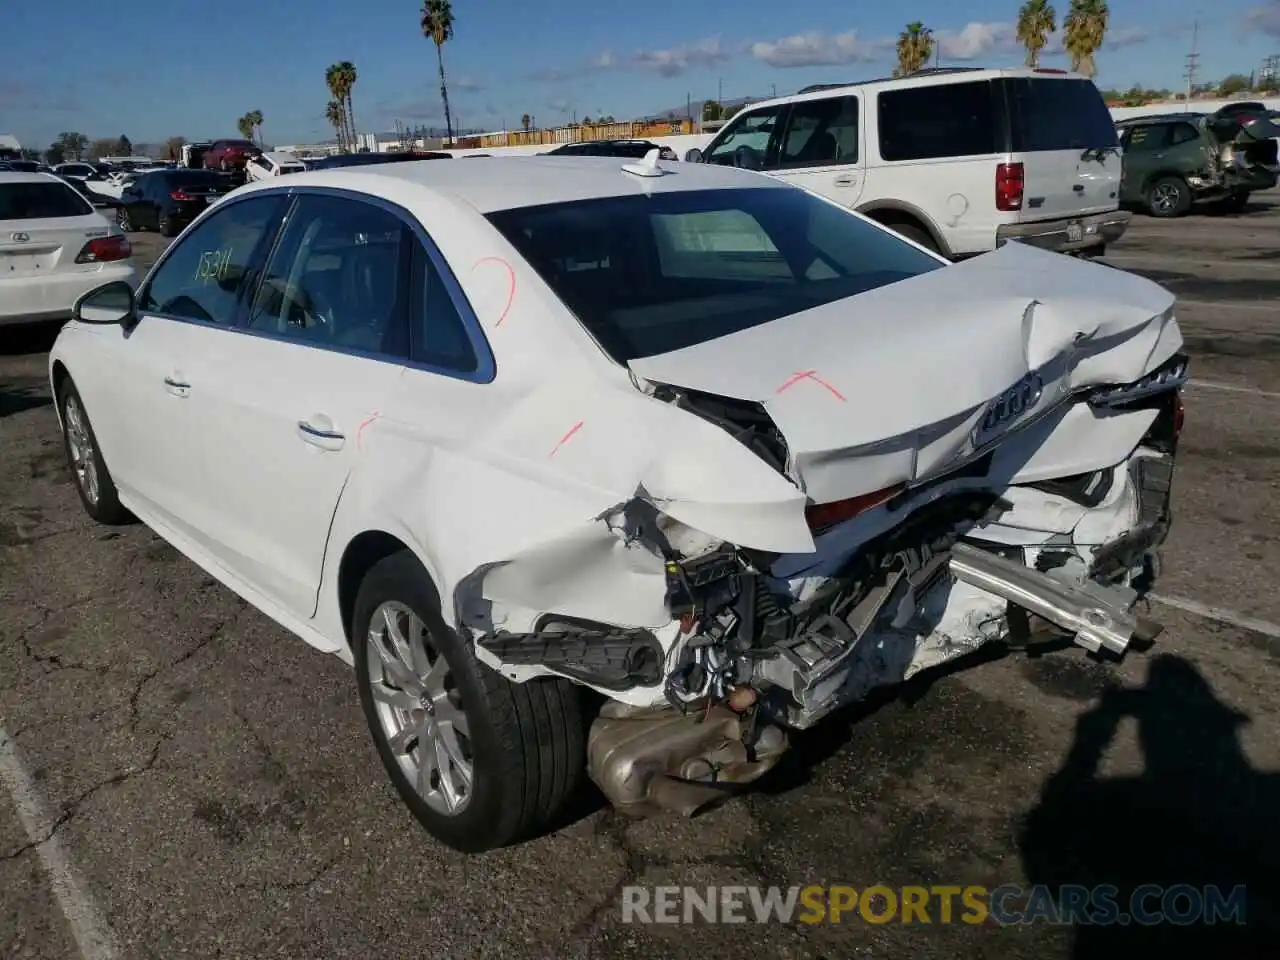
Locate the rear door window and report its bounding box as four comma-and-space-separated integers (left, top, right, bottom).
0, 181, 93, 219
776, 96, 859, 168
878, 81, 998, 160
1168, 122, 1201, 145
1003, 77, 1119, 151
1123, 124, 1170, 152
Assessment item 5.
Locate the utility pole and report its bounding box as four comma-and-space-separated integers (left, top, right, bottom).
718, 77, 723, 107
770, 83, 777, 98
1184, 19, 1200, 101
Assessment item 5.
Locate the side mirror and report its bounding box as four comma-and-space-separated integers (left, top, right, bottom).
73, 281, 136, 326
684, 148, 704, 163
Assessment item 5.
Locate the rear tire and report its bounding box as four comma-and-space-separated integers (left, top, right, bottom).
59, 380, 129, 525
352, 550, 587, 853
1146, 177, 1191, 218
116, 207, 131, 232
158, 212, 178, 238
884, 221, 940, 253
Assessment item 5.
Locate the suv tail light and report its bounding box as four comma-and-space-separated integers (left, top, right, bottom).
996, 162, 1024, 211
75, 235, 132, 264
170, 189, 196, 200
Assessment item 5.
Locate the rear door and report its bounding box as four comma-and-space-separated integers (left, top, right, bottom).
189, 192, 415, 620
768, 95, 864, 207
1002, 75, 1121, 220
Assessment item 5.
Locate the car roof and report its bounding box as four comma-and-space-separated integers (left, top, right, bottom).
740, 66, 1089, 110
231, 154, 792, 214
0, 171, 71, 185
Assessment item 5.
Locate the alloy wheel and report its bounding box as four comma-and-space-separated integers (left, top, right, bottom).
63, 395, 99, 506
117, 208, 130, 231
365, 601, 474, 816
1151, 183, 1180, 214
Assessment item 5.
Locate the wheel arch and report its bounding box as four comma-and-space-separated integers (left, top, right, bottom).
50, 359, 71, 426
855, 200, 951, 257
1140, 170, 1190, 195
336, 529, 443, 651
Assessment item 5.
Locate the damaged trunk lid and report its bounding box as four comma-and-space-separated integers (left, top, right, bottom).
629, 241, 1180, 505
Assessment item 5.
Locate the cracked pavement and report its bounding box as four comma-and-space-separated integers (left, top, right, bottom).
2, 212, 1280, 957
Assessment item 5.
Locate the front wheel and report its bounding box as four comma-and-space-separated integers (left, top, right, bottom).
888, 222, 940, 253
1146, 177, 1191, 218
59, 380, 129, 525
352, 551, 586, 853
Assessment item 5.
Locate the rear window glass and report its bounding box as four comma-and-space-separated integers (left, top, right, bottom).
486, 187, 944, 363
878, 80, 998, 161
1003, 77, 1118, 151
168, 172, 226, 189
0, 181, 93, 219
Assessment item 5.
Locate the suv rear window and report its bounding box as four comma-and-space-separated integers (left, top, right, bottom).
0, 181, 93, 219
486, 186, 943, 362
1003, 77, 1118, 151
878, 80, 998, 161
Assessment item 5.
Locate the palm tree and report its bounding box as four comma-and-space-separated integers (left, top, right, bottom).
1017, 0, 1057, 68
326, 64, 351, 151
325, 100, 347, 151
237, 114, 254, 140
246, 109, 264, 147
1063, 0, 1108, 78
421, 0, 455, 145
520, 113, 530, 133
334, 61, 359, 147
895, 22, 934, 76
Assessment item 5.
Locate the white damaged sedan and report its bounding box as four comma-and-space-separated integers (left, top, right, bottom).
49, 152, 1187, 852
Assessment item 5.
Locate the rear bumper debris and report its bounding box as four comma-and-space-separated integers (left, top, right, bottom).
949, 541, 1162, 656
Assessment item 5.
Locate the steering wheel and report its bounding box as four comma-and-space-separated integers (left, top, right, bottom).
255, 277, 335, 336
733, 145, 763, 170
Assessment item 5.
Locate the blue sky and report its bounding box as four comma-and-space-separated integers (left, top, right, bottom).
4, 0, 1280, 148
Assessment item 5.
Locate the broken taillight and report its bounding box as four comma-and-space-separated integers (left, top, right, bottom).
805, 483, 906, 535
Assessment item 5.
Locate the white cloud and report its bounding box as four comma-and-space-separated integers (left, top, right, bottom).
548, 97, 571, 113
749, 30, 881, 68
453, 76, 484, 92
590, 51, 617, 69
1244, 3, 1280, 37
935, 22, 1019, 61
632, 36, 730, 77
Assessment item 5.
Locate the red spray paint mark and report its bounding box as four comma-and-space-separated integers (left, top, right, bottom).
356, 411, 381, 450
547, 420, 585, 459
471, 256, 516, 327
775, 370, 847, 402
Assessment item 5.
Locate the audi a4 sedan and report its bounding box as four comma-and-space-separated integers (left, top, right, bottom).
51, 153, 1187, 853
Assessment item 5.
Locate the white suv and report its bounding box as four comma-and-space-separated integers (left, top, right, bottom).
1, 172, 138, 327
686, 67, 1130, 259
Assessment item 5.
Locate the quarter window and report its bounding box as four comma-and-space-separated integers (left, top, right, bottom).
1168, 122, 1200, 145
878, 81, 998, 161
247, 194, 411, 358
138, 195, 284, 325
1123, 124, 1167, 152
776, 97, 859, 168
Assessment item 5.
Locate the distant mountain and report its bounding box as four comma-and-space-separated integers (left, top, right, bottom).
641, 95, 761, 121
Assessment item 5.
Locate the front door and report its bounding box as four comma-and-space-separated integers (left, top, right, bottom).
102, 193, 287, 543
191, 192, 415, 620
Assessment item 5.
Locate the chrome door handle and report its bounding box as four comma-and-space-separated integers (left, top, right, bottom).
833, 174, 857, 186
163, 376, 190, 397
297, 418, 345, 451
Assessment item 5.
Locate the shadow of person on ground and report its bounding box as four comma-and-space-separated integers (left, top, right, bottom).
1019, 653, 1280, 955
0, 320, 62, 357
0, 384, 52, 418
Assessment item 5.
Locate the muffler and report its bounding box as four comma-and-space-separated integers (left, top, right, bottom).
586, 701, 788, 818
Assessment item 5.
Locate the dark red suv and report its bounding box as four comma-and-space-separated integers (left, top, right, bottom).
203, 139, 262, 172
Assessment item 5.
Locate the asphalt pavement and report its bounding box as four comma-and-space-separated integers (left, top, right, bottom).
2, 207, 1279, 959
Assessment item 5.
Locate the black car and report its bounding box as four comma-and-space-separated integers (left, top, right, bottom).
543, 139, 678, 160
116, 170, 234, 237
306, 151, 453, 170
4, 159, 42, 173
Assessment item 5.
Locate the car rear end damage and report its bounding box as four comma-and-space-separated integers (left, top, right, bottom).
442, 240, 1187, 819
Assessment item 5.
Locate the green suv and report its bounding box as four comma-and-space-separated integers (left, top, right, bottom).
1116, 111, 1280, 217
